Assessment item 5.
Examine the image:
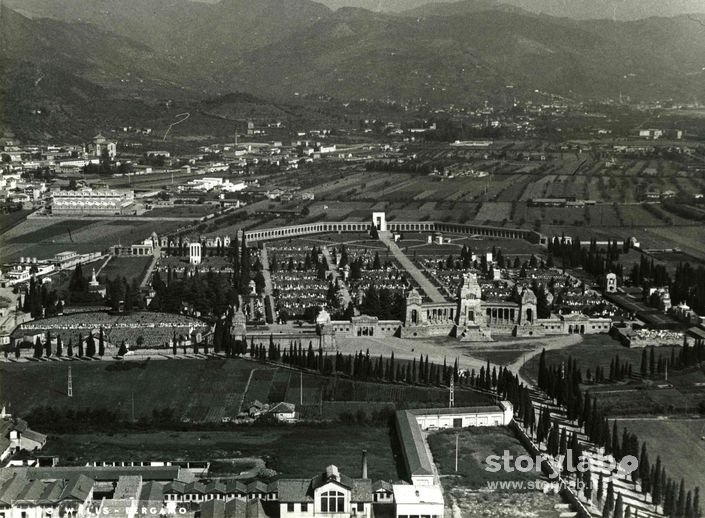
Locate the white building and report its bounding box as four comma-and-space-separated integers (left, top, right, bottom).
190, 243, 202, 265
392, 484, 444, 518
51, 188, 135, 215
181, 177, 247, 193
267, 402, 297, 423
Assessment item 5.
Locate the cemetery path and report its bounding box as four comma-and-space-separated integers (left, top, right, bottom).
378, 231, 447, 303
321, 245, 352, 307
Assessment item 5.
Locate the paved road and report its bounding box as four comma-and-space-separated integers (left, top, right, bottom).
378, 231, 446, 303
139, 254, 160, 289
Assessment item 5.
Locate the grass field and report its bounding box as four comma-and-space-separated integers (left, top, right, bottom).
0, 358, 494, 423
99, 256, 153, 284
465, 348, 535, 366
0, 218, 184, 263
40, 427, 401, 481
611, 418, 705, 496
428, 426, 537, 489
142, 205, 217, 218
518, 334, 679, 386
0, 209, 30, 234
519, 335, 705, 415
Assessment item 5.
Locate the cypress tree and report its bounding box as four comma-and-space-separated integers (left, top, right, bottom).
611, 421, 620, 459
605, 480, 615, 511
597, 473, 604, 502
56, 335, 63, 357
649, 347, 655, 376
677, 479, 686, 518
614, 493, 624, 518
86, 333, 96, 357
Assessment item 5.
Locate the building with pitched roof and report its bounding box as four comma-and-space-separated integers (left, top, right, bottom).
0, 472, 94, 518
277, 465, 373, 518
0, 410, 46, 463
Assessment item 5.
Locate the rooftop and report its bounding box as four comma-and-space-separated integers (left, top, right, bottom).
392, 484, 444, 505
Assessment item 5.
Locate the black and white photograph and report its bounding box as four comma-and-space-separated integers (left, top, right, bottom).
1, 0, 705, 516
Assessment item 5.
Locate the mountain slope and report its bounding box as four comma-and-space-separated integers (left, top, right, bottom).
1, 1, 705, 142
399, 0, 529, 17
309, 0, 705, 19
239, 9, 705, 102
0, 5, 197, 93
2, 0, 331, 68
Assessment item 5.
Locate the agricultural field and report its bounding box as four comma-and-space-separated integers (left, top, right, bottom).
0, 209, 31, 234
39, 426, 401, 481
142, 205, 217, 218
0, 218, 183, 263
475, 202, 513, 223
611, 418, 705, 496
0, 357, 494, 424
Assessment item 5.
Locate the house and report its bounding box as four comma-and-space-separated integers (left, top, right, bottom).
372, 480, 394, 503
278, 465, 373, 518
0, 409, 46, 462
248, 401, 269, 418
267, 402, 297, 423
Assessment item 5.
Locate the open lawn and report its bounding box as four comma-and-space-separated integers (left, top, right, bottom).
465, 347, 536, 366
99, 256, 153, 285
519, 335, 705, 415
40, 426, 401, 481
428, 426, 539, 489
519, 334, 680, 386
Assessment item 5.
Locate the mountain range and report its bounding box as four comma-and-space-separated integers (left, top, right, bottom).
189, 0, 705, 20
1, 0, 704, 139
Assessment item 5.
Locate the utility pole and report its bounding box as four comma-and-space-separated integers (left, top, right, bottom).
131, 391, 135, 423
455, 433, 459, 472
67, 366, 73, 398
449, 375, 455, 408
300, 370, 303, 406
